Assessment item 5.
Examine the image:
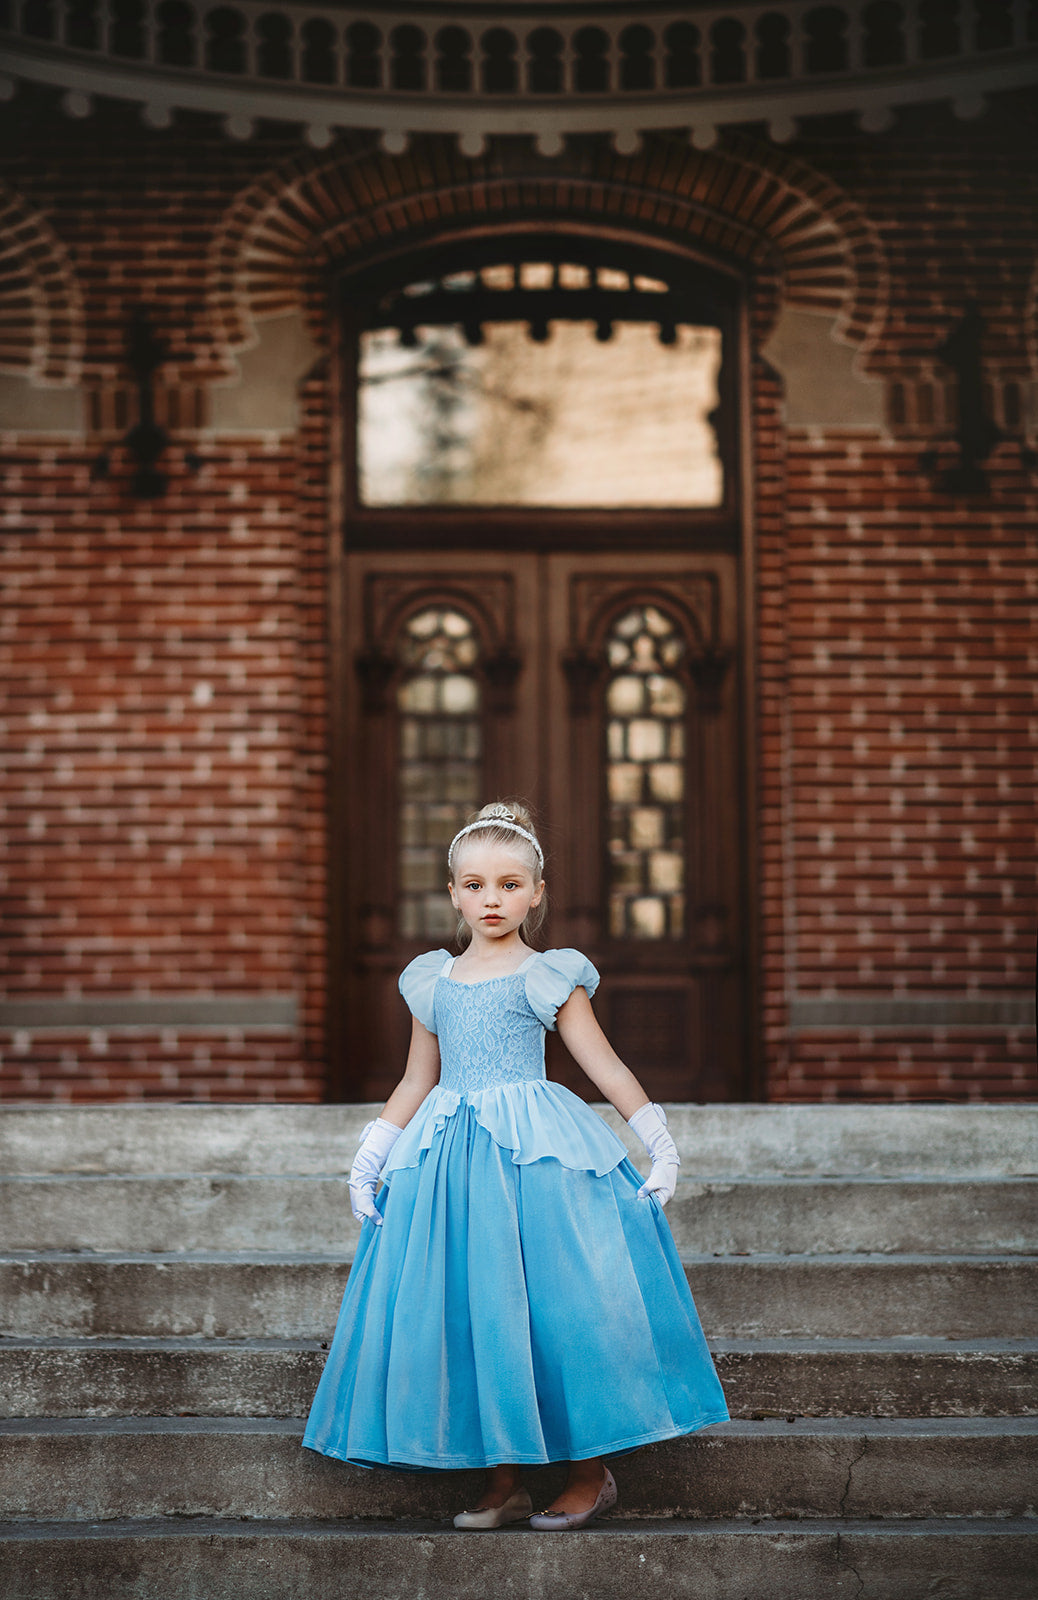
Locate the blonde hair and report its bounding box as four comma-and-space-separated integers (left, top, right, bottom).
448, 800, 548, 949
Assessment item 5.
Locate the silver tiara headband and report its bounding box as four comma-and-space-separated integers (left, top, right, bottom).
448, 815, 544, 871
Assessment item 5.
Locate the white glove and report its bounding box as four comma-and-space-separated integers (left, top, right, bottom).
628, 1102, 680, 1207
349, 1117, 402, 1227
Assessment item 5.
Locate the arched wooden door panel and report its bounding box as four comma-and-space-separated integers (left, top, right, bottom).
341, 553, 541, 1100
542, 552, 745, 1103
339, 549, 745, 1104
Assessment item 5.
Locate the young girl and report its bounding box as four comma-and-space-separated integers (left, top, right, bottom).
303, 801, 729, 1528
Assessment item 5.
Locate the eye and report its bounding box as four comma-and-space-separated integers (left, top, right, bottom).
504, 881, 520, 890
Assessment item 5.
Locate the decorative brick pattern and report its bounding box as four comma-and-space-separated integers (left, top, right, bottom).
792, 103, 1038, 437
209, 128, 887, 369
0, 181, 84, 386
0, 95, 295, 389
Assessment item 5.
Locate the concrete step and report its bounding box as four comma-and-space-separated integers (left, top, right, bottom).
2, 1336, 1035, 1422
2, 1518, 1035, 1600
1, 1251, 1033, 1340
4, 1105, 1031, 1592
3, 1173, 1034, 1254
1, 1417, 1035, 1523
3, 1104, 1035, 1178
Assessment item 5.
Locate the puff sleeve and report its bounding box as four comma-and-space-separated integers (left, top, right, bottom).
524, 948, 600, 1031
398, 949, 450, 1034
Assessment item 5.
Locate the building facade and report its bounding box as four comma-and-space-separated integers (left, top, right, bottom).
1, 3, 1036, 1102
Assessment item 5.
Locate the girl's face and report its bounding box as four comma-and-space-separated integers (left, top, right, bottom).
449, 842, 544, 944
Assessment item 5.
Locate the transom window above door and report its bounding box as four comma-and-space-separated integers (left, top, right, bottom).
345, 236, 736, 519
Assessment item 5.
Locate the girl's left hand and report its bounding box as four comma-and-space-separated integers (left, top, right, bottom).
628, 1102, 680, 1208
637, 1160, 679, 1207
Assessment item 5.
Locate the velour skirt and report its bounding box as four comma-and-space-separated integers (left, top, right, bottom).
302, 1101, 730, 1470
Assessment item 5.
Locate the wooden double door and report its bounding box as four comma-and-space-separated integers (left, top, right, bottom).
336, 547, 748, 1105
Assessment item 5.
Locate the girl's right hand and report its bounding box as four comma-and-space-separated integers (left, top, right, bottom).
349, 1118, 403, 1226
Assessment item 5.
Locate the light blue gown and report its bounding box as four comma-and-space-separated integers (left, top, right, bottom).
303, 948, 729, 1470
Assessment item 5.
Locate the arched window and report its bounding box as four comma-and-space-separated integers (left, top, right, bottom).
396, 606, 482, 937
604, 605, 688, 939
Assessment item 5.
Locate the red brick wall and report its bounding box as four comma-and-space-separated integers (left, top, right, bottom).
774, 433, 1037, 1100
1, 87, 1035, 1101
760, 100, 1037, 1100
1, 433, 329, 1100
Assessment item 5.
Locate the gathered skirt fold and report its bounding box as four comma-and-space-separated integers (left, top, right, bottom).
303, 1103, 729, 1471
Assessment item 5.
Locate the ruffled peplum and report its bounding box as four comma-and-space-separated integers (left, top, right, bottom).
382, 1079, 628, 1181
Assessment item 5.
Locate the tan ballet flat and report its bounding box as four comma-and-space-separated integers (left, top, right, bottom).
453, 1487, 533, 1530
529, 1467, 617, 1530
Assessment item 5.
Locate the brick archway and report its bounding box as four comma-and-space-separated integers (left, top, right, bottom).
0, 182, 84, 387
208, 132, 888, 371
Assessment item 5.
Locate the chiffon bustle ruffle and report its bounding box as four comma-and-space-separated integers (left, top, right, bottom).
302, 1099, 730, 1471
382, 1077, 629, 1181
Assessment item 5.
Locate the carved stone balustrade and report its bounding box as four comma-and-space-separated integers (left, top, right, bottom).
1, 0, 1035, 148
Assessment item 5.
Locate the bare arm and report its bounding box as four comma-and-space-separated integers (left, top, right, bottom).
379, 1016, 441, 1130
555, 987, 650, 1121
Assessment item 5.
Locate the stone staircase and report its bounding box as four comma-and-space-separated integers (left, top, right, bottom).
0, 1103, 1035, 1599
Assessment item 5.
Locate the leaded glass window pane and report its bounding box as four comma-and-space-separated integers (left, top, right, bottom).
606, 605, 687, 940
397, 607, 481, 938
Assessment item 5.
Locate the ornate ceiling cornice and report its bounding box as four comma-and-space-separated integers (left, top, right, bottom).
1, 2, 1036, 149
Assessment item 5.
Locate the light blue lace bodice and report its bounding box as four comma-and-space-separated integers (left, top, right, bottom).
385, 947, 627, 1180
434, 971, 547, 1095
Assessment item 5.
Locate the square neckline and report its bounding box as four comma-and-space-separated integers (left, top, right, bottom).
440, 950, 539, 987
